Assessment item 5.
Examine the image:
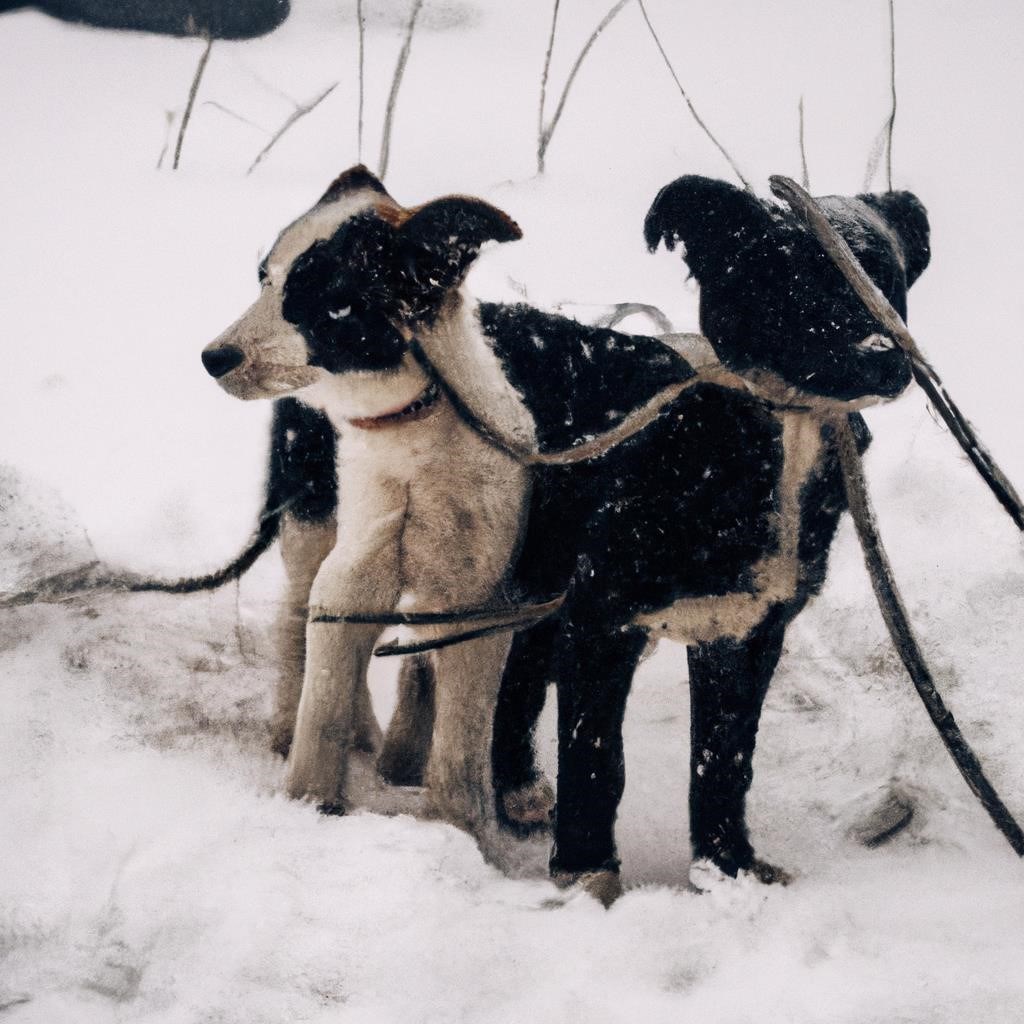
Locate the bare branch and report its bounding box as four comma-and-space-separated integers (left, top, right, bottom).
173, 36, 213, 170
537, 0, 561, 170
886, 0, 896, 190
798, 96, 809, 190
537, 0, 630, 173
202, 100, 267, 133
378, 0, 425, 181
357, 0, 366, 162
246, 83, 339, 176
636, 0, 752, 192
835, 419, 1024, 857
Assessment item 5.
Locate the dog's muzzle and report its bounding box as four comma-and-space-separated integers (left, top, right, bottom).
202, 345, 246, 378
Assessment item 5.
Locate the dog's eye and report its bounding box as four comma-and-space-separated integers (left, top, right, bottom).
328, 306, 352, 320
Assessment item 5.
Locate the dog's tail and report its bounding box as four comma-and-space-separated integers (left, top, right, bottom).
129, 398, 337, 594
2, 400, 338, 608
126, 506, 283, 595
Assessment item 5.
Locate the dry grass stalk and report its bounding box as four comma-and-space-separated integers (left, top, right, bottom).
378, 0, 425, 180
173, 36, 213, 170
246, 83, 339, 176
537, 0, 631, 173
636, 0, 752, 192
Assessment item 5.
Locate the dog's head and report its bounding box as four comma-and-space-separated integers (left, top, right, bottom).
201, 166, 521, 407
644, 176, 930, 403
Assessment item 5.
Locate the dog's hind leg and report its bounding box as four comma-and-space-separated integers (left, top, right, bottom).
426, 631, 512, 837
377, 654, 435, 786
492, 617, 557, 832
272, 513, 337, 758
687, 604, 791, 884
286, 528, 401, 813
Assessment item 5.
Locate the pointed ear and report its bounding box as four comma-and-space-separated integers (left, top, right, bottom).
858, 190, 931, 287
397, 196, 522, 290
318, 164, 393, 205
644, 175, 772, 281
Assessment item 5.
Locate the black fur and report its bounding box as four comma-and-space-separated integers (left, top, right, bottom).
643, 176, 928, 401
488, 179, 928, 880
266, 398, 337, 522
485, 307, 859, 877
282, 200, 521, 374
478, 303, 692, 452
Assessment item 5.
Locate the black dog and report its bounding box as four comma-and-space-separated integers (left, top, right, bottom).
490, 176, 930, 901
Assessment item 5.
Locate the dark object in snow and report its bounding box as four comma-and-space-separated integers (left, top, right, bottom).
6, 0, 289, 39
644, 174, 928, 402
847, 786, 915, 848
197, 165, 929, 895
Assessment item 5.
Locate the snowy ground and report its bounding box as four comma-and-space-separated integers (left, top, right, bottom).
2, 1, 1023, 1020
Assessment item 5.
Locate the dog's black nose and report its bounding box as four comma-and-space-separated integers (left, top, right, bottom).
202, 345, 245, 378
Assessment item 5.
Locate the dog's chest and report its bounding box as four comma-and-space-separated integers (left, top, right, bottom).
336, 403, 529, 603
634, 408, 826, 644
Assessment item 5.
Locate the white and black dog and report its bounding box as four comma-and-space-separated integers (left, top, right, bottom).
201, 166, 929, 902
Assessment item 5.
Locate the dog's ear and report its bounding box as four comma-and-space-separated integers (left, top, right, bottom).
397, 196, 522, 292
644, 175, 773, 282
318, 164, 392, 205
857, 190, 931, 287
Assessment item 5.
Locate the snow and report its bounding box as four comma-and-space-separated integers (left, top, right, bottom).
2, 0, 1023, 1020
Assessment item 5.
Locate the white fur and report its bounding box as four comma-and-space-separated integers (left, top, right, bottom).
287, 381, 530, 828
263, 192, 380, 288
416, 296, 539, 451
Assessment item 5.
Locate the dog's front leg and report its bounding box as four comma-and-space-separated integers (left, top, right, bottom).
285, 530, 401, 813
426, 631, 512, 836
272, 513, 338, 758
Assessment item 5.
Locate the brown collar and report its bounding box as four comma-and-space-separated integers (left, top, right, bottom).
345, 380, 442, 431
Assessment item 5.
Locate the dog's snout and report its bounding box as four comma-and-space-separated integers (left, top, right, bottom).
202, 344, 245, 378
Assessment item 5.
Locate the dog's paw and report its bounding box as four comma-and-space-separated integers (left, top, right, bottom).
551, 869, 623, 908
498, 778, 555, 834
689, 856, 792, 894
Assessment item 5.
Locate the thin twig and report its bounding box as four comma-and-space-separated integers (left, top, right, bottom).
798, 96, 810, 190
357, 0, 366, 162
378, 0, 425, 181
862, 118, 888, 191
636, 0, 752, 192
537, 0, 630, 173
885, 0, 896, 191
769, 173, 1024, 532
246, 83, 339, 176
156, 109, 176, 170
173, 36, 213, 171
835, 419, 1024, 856
537, 0, 561, 171
203, 100, 268, 133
